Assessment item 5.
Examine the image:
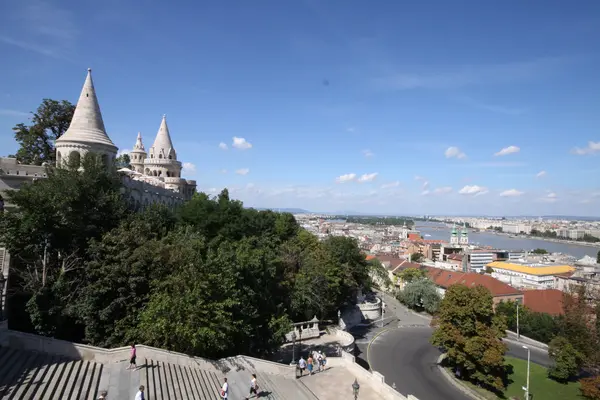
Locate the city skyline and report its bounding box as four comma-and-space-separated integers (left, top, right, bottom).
1, 1, 599, 216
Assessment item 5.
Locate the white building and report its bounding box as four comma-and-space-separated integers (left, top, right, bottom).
488, 261, 575, 290
502, 223, 532, 235
468, 251, 494, 273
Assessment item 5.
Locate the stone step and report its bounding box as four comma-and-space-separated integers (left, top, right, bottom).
0, 346, 102, 400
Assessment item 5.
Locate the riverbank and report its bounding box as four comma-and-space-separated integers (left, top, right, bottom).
492, 232, 600, 249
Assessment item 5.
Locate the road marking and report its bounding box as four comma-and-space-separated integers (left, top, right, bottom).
366, 327, 397, 371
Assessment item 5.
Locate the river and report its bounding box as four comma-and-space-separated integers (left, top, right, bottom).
414, 222, 598, 259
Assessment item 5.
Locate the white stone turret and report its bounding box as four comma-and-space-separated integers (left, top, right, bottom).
129, 132, 147, 173
144, 115, 182, 179
55, 68, 117, 168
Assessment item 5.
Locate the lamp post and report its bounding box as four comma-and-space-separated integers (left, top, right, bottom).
290, 331, 297, 366
522, 345, 530, 400
516, 302, 520, 340
380, 301, 385, 328
352, 378, 360, 400
0, 274, 6, 321
298, 326, 303, 358
337, 309, 342, 328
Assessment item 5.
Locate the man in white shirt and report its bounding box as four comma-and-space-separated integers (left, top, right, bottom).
134, 385, 145, 400
298, 356, 307, 376
220, 377, 229, 399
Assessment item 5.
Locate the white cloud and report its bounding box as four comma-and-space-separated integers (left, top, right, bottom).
232, 137, 253, 150
362, 149, 374, 158
220, 169, 228, 174
0, 109, 29, 117
536, 170, 546, 178
458, 185, 488, 196
571, 141, 600, 155
218, 142, 228, 150
445, 146, 466, 159
499, 189, 524, 197
421, 190, 430, 196
235, 168, 250, 175
432, 187, 453, 195
182, 162, 197, 175
117, 149, 131, 157
381, 181, 400, 189
494, 145, 520, 156
357, 173, 378, 183
336, 173, 357, 183
539, 192, 558, 203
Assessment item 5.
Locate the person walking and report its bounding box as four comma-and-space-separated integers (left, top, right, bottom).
317, 351, 323, 372
298, 356, 307, 377
321, 351, 327, 370
127, 344, 137, 370
220, 377, 229, 399
134, 385, 144, 400
245, 373, 259, 399
307, 354, 314, 375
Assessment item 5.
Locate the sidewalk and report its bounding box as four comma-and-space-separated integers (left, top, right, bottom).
376, 290, 431, 326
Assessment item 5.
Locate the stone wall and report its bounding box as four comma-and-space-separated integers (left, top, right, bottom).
284, 316, 320, 343
327, 326, 356, 354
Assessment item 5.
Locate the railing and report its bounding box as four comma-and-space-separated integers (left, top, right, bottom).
284, 316, 320, 342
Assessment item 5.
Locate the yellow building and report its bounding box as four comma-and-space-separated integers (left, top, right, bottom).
487, 261, 575, 289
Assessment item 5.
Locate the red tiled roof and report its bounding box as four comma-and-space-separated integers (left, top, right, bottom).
425, 267, 522, 297
523, 289, 564, 316
447, 254, 463, 261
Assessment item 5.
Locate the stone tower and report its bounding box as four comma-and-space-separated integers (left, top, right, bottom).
129, 132, 146, 173
55, 68, 118, 167
450, 223, 459, 245
460, 222, 469, 245
144, 115, 182, 179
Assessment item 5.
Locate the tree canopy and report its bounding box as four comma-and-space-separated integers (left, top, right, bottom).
9, 99, 75, 165
0, 165, 373, 358
431, 284, 508, 393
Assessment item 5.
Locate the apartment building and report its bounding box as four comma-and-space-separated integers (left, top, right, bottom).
488, 261, 575, 289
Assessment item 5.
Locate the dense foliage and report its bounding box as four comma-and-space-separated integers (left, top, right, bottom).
0, 161, 372, 358
431, 285, 508, 393
398, 278, 440, 314
495, 300, 560, 344
8, 99, 75, 164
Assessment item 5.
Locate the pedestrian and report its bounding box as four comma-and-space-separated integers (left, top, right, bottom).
321, 351, 327, 370
127, 344, 137, 370
307, 355, 314, 375
134, 385, 144, 400
298, 356, 307, 377
97, 390, 107, 400
317, 351, 323, 372
245, 373, 259, 399
220, 377, 229, 399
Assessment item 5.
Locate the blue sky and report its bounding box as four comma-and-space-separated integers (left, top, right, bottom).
1, 0, 599, 216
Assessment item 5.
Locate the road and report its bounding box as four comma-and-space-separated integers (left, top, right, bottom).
358, 291, 551, 400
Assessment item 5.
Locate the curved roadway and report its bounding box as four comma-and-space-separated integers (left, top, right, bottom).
365, 292, 551, 400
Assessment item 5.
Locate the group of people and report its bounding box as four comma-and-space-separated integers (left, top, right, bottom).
219, 374, 259, 399
297, 350, 327, 376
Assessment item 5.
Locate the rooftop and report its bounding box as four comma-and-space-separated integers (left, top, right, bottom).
426, 267, 522, 297
523, 289, 564, 316
487, 261, 575, 276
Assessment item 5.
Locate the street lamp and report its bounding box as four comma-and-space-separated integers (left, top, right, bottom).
380, 301, 386, 328
337, 309, 342, 327
290, 331, 297, 365
522, 345, 530, 400
352, 379, 360, 400
0, 274, 6, 321
516, 302, 520, 340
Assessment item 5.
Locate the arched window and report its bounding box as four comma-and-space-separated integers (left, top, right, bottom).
56, 151, 62, 166
69, 151, 81, 168
168, 155, 172, 160
159, 154, 163, 159
166, 171, 171, 177
145, 168, 151, 175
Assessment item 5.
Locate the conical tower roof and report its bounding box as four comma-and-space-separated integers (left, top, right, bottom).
150, 115, 176, 159
132, 132, 146, 152
56, 69, 117, 151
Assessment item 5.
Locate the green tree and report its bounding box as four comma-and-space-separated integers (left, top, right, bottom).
532, 248, 548, 254
368, 259, 392, 291
0, 153, 128, 338
399, 278, 440, 314
10, 99, 75, 165
597, 250, 600, 264
548, 336, 584, 382
398, 267, 427, 283
410, 252, 424, 263
115, 153, 132, 169
431, 285, 508, 392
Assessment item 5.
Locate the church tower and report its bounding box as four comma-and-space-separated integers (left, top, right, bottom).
450, 223, 459, 245
55, 69, 118, 168
460, 222, 469, 245
144, 115, 182, 179
400, 220, 409, 240
129, 132, 146, 173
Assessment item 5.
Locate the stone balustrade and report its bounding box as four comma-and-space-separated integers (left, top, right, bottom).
357, 296, 382, 320
284, 316, 320, 343
326, 326, 356, 355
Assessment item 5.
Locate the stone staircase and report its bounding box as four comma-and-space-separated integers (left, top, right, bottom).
141, 358, 222, 399
0, 346, 103, 400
